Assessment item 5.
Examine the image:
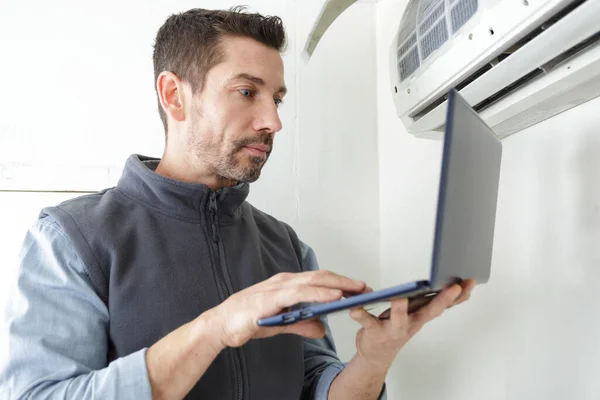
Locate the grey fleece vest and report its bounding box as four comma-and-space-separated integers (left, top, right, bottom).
41, 154, 306, 400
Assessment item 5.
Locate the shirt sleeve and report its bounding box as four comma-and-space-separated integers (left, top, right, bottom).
299, 241, 387, 400
0, 217, 152, 399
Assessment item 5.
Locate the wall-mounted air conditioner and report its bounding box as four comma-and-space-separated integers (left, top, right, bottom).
304, 0, 600, 139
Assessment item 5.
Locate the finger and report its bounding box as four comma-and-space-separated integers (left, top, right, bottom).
350, 307, 381, 330
411, 284, 461, 325
272, 285, 343, 311
436, 284, 462, 308
271, 270, 366, 294
407, 294, 436, 314
452, 279, 476, 306
462, 279, 477, 291
343, 285, 373, 298
389, 297, 410, 330
451, 293, 470, 307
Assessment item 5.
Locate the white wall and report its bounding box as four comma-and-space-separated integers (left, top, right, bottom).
290, 1, 380, 361
377, 1, 600, 399
0, 0, 378, 366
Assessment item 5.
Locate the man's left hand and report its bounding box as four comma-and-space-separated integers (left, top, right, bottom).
349, 279, 476, 370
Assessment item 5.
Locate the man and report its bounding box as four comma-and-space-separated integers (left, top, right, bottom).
0, 7, 474, 400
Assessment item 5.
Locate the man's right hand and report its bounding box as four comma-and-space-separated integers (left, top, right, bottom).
146, 270, 365, 400
205, 270, 367, 349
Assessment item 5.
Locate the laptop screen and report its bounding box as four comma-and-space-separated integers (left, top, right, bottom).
429, 89, 503, 290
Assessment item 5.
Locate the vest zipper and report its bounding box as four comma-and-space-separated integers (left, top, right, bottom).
207, 192, 244, 400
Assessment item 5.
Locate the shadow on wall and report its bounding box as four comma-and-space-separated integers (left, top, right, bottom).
570, 131, 600, 278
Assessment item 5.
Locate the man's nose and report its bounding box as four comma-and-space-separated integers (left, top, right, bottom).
253, 101, 283, 134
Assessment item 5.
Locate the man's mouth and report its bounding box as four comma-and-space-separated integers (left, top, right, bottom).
243, 144, 271, 157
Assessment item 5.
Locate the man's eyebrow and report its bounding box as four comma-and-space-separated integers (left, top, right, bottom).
230, 73, 287, 95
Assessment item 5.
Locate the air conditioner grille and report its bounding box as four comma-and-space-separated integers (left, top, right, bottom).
398, 33, 417, 58
451, 0, 478, 32
397, 1, 420, 48
419, 3, 445, 35
422, 20, 449, 59
397, 0, 479, 82
399, 47, 421, 79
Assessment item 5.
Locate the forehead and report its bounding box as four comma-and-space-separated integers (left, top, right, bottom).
211, 36, 285, 87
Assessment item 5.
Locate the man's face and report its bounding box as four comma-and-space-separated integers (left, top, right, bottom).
186, 36, 286, 183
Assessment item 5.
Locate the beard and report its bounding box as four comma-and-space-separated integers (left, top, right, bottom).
189, 127, 273, 184
188, 104, 274, 184
215, 134, 274, 183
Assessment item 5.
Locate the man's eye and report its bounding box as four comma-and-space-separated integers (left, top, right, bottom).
274, 98, 283, 107
239, 89, 253, 97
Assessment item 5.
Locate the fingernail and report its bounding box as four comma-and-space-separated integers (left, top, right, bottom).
354, 280, 366, 286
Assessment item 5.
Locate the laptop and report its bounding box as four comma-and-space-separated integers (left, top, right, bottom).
258, 88, 503, 327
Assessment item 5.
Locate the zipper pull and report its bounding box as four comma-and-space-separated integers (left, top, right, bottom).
209, 192, 218, 213
209, 193, 219, 242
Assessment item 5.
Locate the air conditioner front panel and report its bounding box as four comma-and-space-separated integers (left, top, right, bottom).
389, 0, 574, 118
390, 0, 600, 139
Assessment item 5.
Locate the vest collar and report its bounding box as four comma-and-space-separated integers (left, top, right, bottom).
117, 154, 250, 220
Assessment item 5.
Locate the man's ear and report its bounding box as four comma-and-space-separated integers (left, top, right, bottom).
157, 71, 186, 122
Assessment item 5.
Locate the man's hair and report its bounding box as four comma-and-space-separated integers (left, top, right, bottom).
152, 6, 287, 136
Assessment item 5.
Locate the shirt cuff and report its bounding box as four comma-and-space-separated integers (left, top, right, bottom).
313, 363, 388, 400
314, 363, 345, 399
104, 348, 153, 399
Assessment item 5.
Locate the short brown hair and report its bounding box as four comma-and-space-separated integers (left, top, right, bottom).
152, 6, 287, 136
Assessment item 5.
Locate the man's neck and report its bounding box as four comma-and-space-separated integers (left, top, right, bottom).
155, 153, 238, 191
